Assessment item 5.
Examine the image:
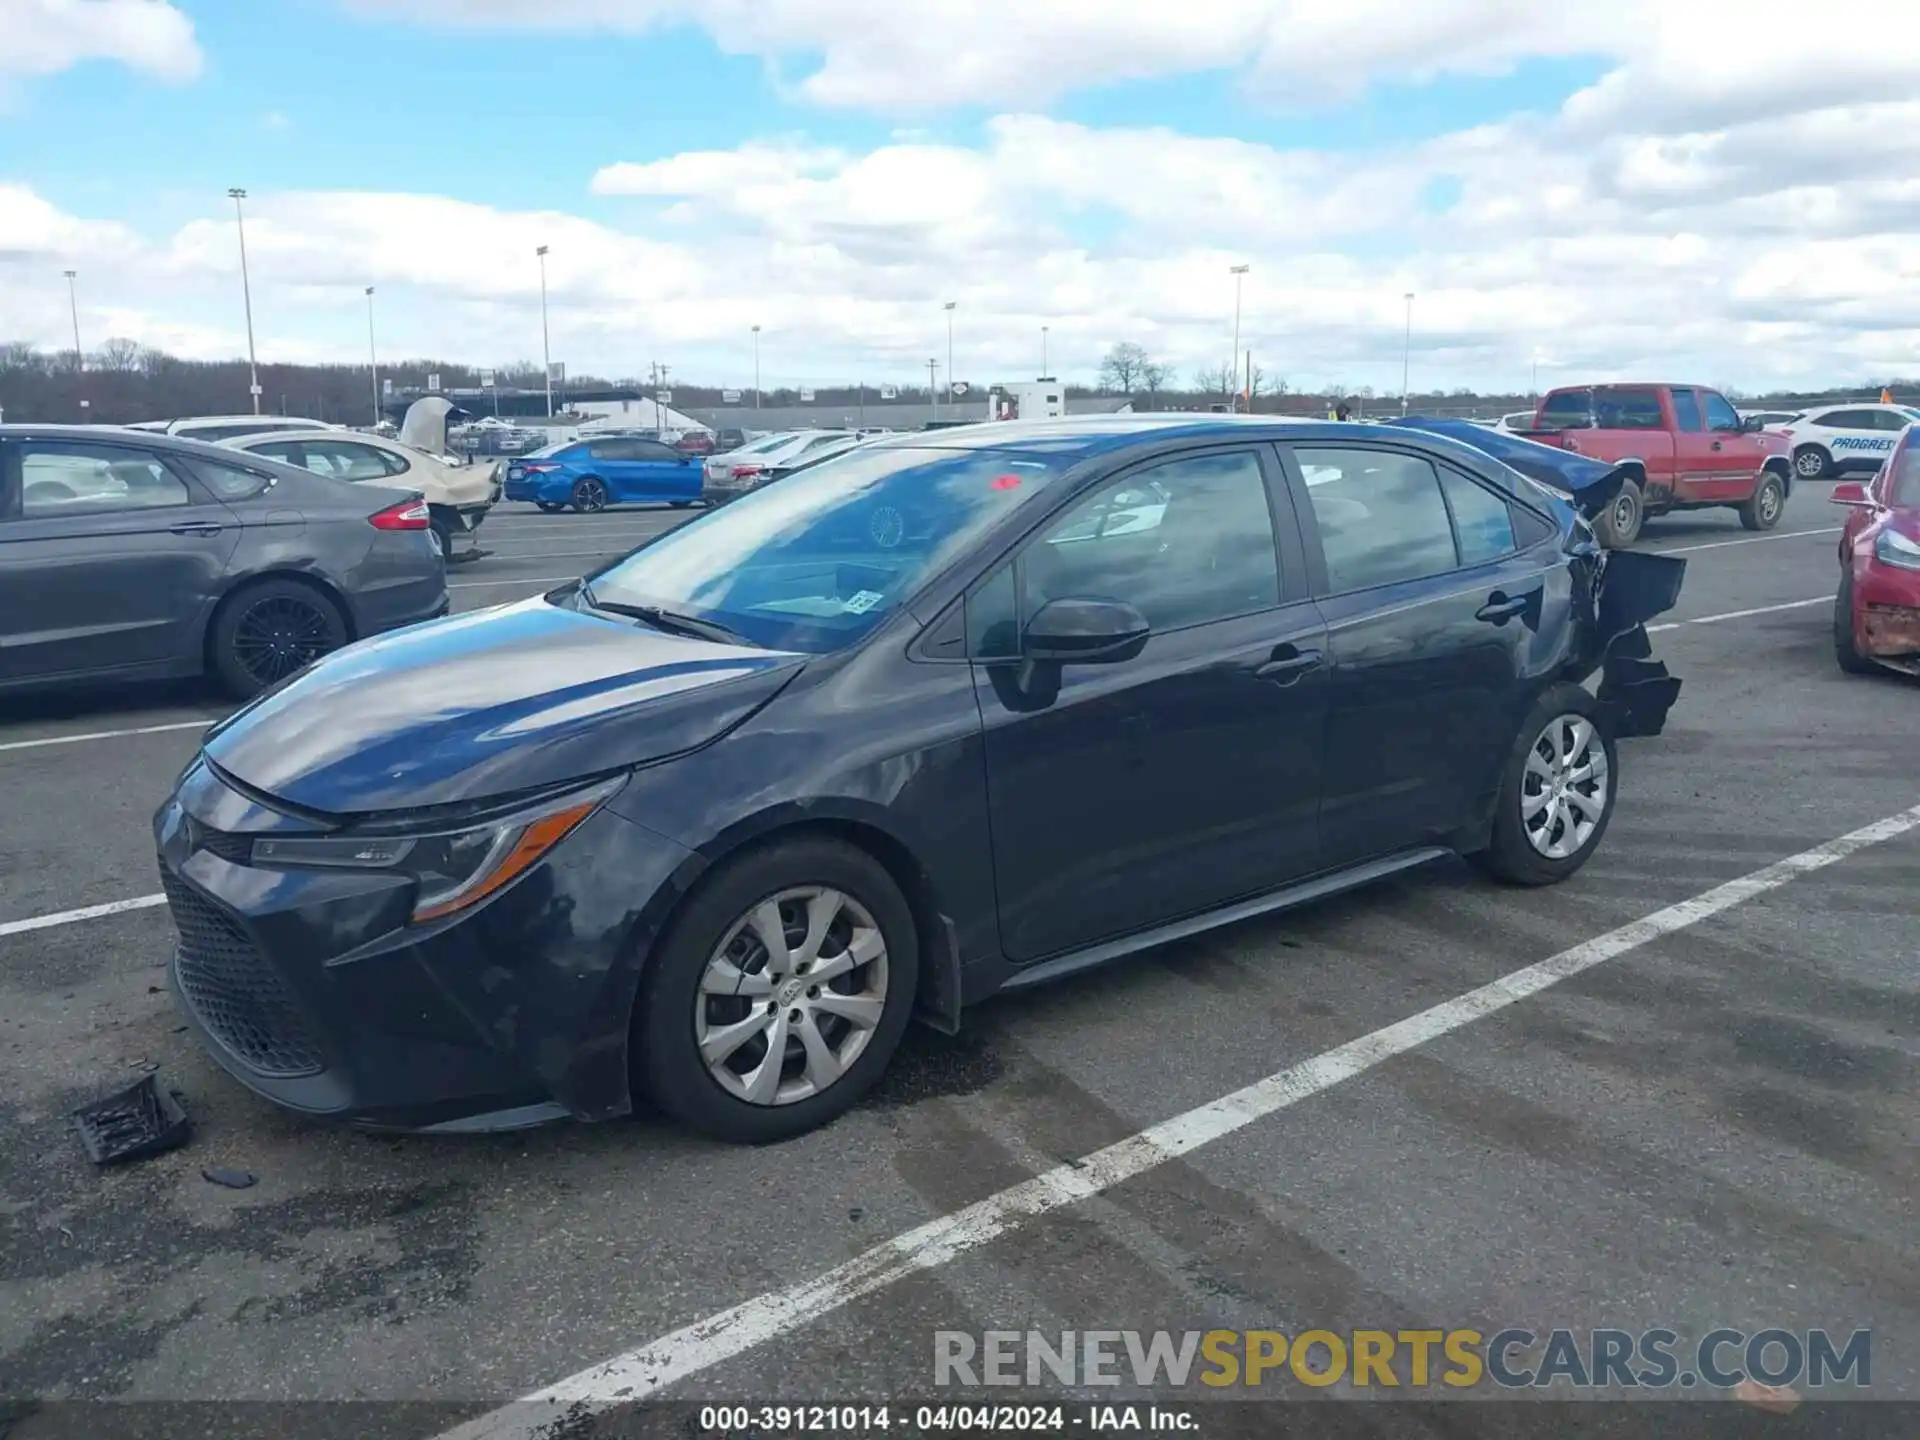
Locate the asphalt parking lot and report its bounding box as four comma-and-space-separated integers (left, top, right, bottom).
2, 494, 1915, 1434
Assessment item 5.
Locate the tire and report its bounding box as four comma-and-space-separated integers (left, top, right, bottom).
1739, 471, 1786, 532
1793, 445, 1832, 481
535, 501, 565, 514
636, 836, 920, 1143
570, 476, 610, 513
207, 578, 349, 700
1468, 684, 1619, 887
429, 515, 455, 559
1833, 571, 1878, 675
670, 500, 698, 509
1591, 477, 1644, 548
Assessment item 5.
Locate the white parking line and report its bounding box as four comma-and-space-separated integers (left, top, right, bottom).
1646, 596, 1828, 633
0, 893, 167, 938
443, 801, 1920, 1439
449, 574, 580, 590
0, 718, 215, 755
1652, 526, 1841, 556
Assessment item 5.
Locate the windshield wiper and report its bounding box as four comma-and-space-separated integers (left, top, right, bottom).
581, 585, 750, 646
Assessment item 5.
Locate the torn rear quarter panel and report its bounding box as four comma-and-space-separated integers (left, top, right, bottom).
1583, 548, 1687, 738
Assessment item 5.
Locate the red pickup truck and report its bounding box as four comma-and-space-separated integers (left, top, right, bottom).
1527, 383, 1794, 547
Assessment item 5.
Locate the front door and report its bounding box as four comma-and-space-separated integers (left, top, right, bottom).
1695, 389, 1769, 502
0, 437, 239, 684
1281, 441, 1554, 866
972, 446, 1330, 963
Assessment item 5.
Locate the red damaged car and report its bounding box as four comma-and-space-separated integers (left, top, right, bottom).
1832, 423, 1920, 677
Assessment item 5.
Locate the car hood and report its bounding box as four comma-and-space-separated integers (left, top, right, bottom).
1386, 416, 1638, 519
202, 598, 806, 815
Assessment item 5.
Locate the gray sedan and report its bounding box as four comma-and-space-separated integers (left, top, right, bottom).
0, 425, 448, 699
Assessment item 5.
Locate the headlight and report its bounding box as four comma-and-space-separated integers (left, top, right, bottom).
250, 774, 625, 922
1874, 528, 1920, 571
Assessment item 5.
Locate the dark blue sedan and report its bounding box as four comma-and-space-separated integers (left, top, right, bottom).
503, 434, 705, 512
155, 416, 1686, 1143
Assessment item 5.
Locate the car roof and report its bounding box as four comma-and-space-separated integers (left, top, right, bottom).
225, 429, 395, 444
855, 413, 1459, 459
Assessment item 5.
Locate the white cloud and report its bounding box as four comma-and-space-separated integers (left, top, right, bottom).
1, 0, 201, 80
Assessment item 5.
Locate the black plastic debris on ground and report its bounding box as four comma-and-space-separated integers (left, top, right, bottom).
201, 1167, 256, 1189
72, 1074, 190, 1165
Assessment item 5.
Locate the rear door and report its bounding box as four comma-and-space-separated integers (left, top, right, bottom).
0, 436, 240, 683
1280, 440, 1558, 867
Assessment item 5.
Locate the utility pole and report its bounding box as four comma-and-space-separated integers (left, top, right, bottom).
63, 270, 82, 368
1228, 264, 1250, 413
1041, 324, 1049, 378
1245, 350, 1253, 413
1401, 292, 1415, 415
364, 286, 380, 427
536, 245, 552, 418
751, 324, 761, 410
944, 301, 956, 401
928, 358, 940, 421
228, 188, 261, 413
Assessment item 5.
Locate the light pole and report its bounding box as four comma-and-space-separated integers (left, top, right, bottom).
944, 301, 956, 401
536, 245, 553, 418
364, 286, 380, 426
751, 324, 761, 409
1041, 324, 1049, 378
1229, 264, 1250, 412
63, 270, 82, 369
1401, 292, 1414, 415
228, 188, 261, 414
928, 358, 940, 421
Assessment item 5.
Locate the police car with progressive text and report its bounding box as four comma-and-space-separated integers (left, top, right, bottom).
1776, 402, 1920, 479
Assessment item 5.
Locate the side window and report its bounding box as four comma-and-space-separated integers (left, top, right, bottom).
1296, 447, 1457, 592
243, 440, 302, 466
587, 439, 636, 461
966, 564, 1019, 659
309, 442, 398, 481
1672, 390, 1705, 432
1872, 409, 1911, 432
1020, 450, 1279, 633
632, 440, 680, 462
1594, 389, 1664, 430
191, 459, 274, 501
19, 443, 190, 518
1437, 467, 1516, 566
1700, 391, 1742, 431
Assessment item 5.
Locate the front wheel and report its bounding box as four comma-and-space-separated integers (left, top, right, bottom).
207, 579, 349, 699
1469, 684, 1619, 886
636, 837, 919, 1143
1739, 471, 1786, 531
570, 476, 610, 513
1834, 571, 1878, 675
1592, 478, 1644, 548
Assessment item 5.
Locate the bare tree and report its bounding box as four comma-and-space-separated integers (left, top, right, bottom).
0, 341, 45, 373
1098, 342, 1151, 394
1190, 363, 1235, 396
1140, 359, 1170, 397
91, 337, 145, 372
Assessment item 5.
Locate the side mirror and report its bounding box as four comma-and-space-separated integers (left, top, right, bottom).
1828, 480, 1873, 507
1740, 415, 1765, 432
1022, 597, 1150, 664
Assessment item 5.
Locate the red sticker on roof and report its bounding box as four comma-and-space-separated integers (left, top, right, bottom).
991, 475, 1023, 490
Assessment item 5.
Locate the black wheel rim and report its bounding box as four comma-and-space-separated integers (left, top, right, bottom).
232, 597, 334, 685
578, 481, 606, 511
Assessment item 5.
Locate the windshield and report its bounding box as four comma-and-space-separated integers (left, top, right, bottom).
1890, 440, 1920, 508
732, 432, 798, 457
580, 446, 1062, 652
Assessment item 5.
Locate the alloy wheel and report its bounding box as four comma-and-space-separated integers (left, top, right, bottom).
574, 479, 608, 513
1520, 714, 1610, 860
1794, 449, 1826, 479
1611, 491, 1638, 538
1759, 480, 1783, 524
694, 886, 888, 1106
230, 596, 334, 687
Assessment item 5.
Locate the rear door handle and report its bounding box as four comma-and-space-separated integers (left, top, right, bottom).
170, 522, 223, 537
1255, 647, 1324, 684
1476, 592, 1531, 624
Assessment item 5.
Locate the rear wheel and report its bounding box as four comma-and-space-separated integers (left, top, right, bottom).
1739, 471, 1786, 531
1469, 684, 1618, 886
570, 476, 609, 513
535, 501, 565, 513
428, 515, 455, 559
208, 579, 348, 699
1591, 478, 1644, 548
1834, 571, 1878, 675
1793, 445, 1832, 481
636, 837, 918, 1143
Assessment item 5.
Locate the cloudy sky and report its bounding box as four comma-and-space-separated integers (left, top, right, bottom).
3, 0, 1918, 395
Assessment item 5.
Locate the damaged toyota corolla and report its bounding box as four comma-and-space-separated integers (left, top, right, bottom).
155, 417, 1685, 1144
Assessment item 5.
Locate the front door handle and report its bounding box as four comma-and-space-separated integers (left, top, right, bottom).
1711, 440, 1724, 452
170, 522, 223, 537
1255, 646, 1324, 685
1476, 592, 1531, 624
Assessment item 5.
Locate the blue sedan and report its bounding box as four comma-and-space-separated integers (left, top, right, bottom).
502, 434, 706, 512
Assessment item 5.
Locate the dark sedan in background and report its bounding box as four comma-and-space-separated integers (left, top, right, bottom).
0, 426, 448, 699
155, 416, 1685, 1144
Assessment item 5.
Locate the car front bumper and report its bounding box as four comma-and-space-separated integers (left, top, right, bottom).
1855, 556, 1920, 665
155, 758, 694, 1131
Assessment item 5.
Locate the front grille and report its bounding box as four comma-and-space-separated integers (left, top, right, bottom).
161, 871, 324, 1078
192, 823, 254, 865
